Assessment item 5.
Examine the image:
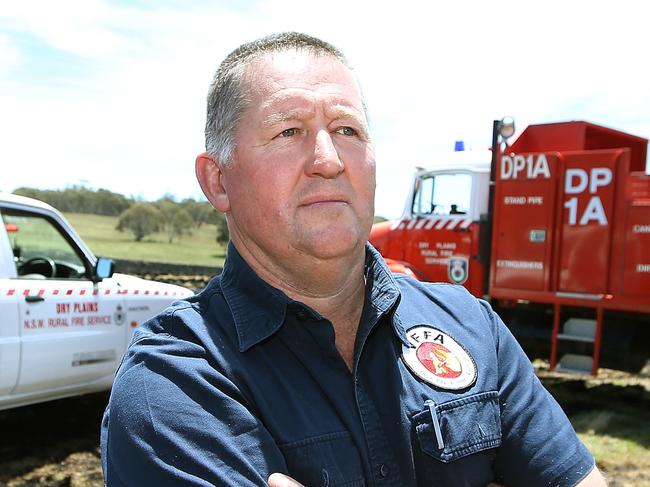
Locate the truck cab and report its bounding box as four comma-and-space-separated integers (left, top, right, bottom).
0, 193, 193, 410
370, 150, 491, 296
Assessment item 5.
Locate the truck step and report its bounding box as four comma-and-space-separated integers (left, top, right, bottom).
556, 353, 593, 375
557, 318, 596, 343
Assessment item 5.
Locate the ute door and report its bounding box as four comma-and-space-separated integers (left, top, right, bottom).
2, 208, 126, 397
0, 220, 20, 397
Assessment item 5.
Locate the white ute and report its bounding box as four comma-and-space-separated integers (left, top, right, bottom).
0, 193, 193, 410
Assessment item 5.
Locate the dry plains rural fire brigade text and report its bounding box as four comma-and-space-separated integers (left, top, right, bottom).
0, 193, 193, 410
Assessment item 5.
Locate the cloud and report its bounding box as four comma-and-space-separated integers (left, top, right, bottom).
0, 33, 22, 78
0, 0, 135, 58
0, 0, 648, 218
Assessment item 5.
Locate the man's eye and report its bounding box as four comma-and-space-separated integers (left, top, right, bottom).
336, 126, 357, 136
279, 128, 297, 137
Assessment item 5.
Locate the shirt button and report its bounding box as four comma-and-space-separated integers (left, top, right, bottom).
379, 463, 390, 478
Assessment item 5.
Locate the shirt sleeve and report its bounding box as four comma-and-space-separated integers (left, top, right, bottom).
100, 329, 288, 486
477, 301, 596, 487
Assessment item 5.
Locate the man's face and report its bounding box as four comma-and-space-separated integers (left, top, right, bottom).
221, 50, 376, 264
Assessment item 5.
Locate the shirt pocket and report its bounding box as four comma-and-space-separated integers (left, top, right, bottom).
413, 390, 501, 464
279, 431, 365, 487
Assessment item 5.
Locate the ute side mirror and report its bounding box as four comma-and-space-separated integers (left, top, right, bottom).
94, 257, 114, 281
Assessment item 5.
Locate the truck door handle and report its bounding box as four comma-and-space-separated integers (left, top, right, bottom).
25, 295, 45, 303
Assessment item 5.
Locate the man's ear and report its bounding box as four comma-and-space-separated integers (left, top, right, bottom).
195, 152, 230, 212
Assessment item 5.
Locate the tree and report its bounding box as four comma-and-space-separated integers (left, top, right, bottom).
93, 188, 132, 215
156, 200, 195, 243
13, 186, 132, 216
181, 199, 215, 227
116, 203, 163, 241
215, 213, 229, 245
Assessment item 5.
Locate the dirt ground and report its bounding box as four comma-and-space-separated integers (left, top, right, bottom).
1, 361, 648, 487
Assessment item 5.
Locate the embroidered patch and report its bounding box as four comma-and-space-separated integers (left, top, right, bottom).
402, 325, 477, 390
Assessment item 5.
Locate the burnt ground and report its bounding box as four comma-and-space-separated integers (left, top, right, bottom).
0, 362, 648, 487
0, 391, 107, 487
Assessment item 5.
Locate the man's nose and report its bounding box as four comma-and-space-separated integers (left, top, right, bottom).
306, 130, 344, 178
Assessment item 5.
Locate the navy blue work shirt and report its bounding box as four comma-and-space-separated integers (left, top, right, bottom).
101, 243, 594, 486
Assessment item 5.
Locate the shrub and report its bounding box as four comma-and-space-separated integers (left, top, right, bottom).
116, 203, 164, 241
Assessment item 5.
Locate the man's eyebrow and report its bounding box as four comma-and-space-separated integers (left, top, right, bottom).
329, 105, 368, 128
261, 109, 313, 127
260, 105, 369, 132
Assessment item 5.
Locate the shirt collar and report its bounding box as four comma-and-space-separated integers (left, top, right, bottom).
219, 241, 409, 353
220, 242, 289, 352
363, 245, 410, 347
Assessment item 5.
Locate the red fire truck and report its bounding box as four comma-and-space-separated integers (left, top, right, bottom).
370, 120, 650, 374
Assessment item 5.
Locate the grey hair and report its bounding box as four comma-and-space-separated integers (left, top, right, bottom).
204, 32, 359, 166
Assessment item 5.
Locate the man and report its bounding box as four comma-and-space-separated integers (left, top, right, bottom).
101, 32, 605, 486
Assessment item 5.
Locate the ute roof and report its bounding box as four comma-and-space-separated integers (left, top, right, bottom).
0, 192, 58, 213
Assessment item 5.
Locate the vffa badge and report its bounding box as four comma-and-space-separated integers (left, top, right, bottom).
402, 325, 477, 390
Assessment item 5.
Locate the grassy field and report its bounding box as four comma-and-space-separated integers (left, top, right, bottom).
576, 411, 650, 484
64, 212, 227, 267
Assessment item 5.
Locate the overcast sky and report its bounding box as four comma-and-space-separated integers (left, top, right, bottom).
1, 0, 648, 219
